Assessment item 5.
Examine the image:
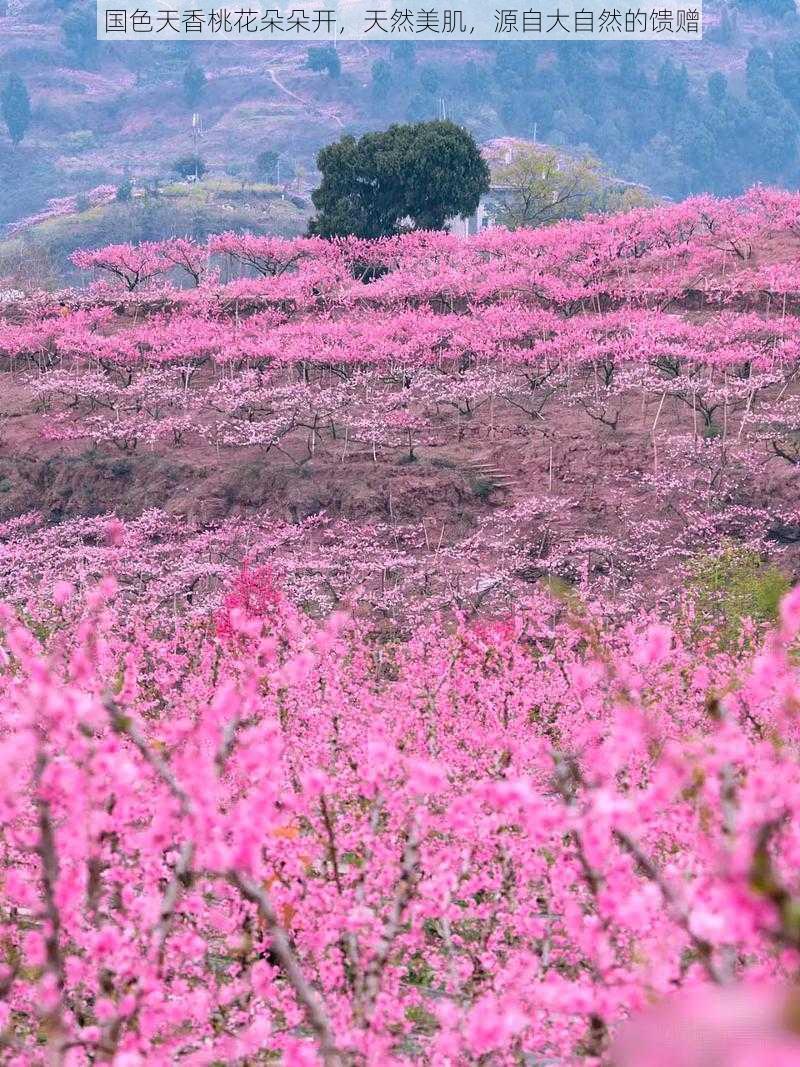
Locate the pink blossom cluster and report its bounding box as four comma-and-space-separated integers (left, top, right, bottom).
5, 187, 117, 241
1, 563, 800, 1064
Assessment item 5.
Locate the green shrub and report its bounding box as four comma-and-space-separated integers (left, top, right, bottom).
701, 422, 722, 439
689, 543, 791, 642
172, 155, 206, 180
472, 476, 497, 498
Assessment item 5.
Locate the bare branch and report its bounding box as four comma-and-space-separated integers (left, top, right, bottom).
362, 821, 420, 1020
228, 871, 342, 1066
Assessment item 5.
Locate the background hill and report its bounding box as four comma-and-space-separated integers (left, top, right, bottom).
1, 0, 800, 240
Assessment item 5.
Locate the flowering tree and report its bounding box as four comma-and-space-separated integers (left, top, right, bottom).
70, 244, 171, 292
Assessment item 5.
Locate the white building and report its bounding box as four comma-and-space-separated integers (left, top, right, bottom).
447, 198, 490, 238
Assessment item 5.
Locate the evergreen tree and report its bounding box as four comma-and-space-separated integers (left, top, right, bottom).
419, 65, 442, 95
618, 43, 645, 91
63, 5, 99, 66
254, 149, 279, 181
773, 41, 800, 110
306, 46, 341, 79
459, 60, 487, 98
389, 41, 416, 66
708, 72, 728, 106
707, 6, 737, 42
746, 45, 773, 85
308, 121, 490, 238
371, 59, 393, 104
656, 59, 689, 109
1, 74, 31, 146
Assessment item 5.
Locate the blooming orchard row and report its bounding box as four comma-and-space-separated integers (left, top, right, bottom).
60, 187, 800, 314
0, 463, 787, 628
0, 194, 798, 488
1, 550, 800, 1064
0, 194, 796, 612
8, 300, 800, 570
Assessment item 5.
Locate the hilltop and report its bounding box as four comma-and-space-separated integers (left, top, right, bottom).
0, 177, 310, 286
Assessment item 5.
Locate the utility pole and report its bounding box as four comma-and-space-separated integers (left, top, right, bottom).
191, 112, 203, 179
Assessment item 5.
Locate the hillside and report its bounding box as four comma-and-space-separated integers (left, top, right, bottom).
2, 0, 800, 229
0, 177, 311, 286
0, 189, 799, 619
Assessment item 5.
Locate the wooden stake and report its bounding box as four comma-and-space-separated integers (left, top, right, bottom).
738, 391, 753, 440
651, 391, 667, 435
693, 391, 698, 447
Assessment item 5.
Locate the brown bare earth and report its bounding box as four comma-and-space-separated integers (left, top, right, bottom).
1, 367, 799, 590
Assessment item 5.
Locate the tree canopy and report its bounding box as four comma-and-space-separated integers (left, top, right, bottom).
306, 46, 341, 79
172, 155, 206, 179
308, 120, 490, 239
1, 74, 31, 146
183, 64, 206, 108
493, 146, 603, 229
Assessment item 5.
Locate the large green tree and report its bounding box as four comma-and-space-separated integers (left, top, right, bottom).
1, 74, 31, 145
308, 120, 490, 239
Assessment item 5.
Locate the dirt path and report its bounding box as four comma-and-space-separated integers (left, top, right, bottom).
268, 68, 345, 129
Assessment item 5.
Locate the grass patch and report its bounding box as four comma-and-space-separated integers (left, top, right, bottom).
689, 543, 791, 644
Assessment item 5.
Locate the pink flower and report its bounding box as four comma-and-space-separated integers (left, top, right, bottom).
52, 580, 74, 607
779, 585, 800, 639
465, 997, 526, 1054
633, 624, 673, 668
405, 757, 447, 795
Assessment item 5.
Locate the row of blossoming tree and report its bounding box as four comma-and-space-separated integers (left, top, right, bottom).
0, 192, 794, 605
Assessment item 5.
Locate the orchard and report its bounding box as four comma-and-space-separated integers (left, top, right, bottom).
1, 190, 800, 1062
